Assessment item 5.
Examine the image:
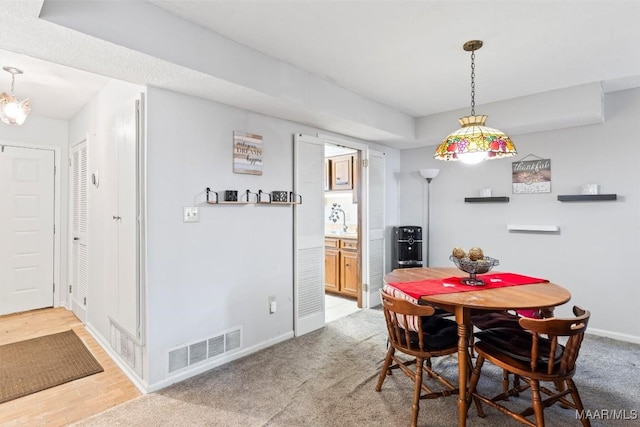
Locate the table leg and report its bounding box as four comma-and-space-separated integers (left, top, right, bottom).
455, 306, 471, 427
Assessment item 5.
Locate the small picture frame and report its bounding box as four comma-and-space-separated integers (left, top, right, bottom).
233, 131, 263, 175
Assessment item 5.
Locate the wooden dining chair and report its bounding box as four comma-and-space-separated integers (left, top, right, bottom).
375, 291, 459, 427
470, 308, 555, 393
468, 306, 591, 427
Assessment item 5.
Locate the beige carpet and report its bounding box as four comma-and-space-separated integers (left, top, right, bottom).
75, 310, 640, 426
0, 329, 104, 403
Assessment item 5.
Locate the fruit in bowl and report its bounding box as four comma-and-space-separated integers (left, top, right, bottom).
450, 256, 498, 274
449, 247, 499, 285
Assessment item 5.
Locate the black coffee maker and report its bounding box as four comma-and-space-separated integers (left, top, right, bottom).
392, 226, 423, 269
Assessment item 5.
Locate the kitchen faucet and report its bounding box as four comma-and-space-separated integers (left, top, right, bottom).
329, 203, 348, 233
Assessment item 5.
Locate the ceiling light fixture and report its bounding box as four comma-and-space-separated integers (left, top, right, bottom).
0, 66, 31, 125
434, 40, 516, 164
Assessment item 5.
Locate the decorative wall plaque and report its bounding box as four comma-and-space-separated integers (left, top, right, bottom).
512, 157, 551, 194
233, 131, 263, 175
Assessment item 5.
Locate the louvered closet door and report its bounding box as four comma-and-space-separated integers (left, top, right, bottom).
71, 140, 88, 322
366, 150, 385, 308
293, 133, 325, 336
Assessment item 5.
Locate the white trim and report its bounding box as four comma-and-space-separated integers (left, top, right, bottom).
507, 224, 560, 232
318, 133, 369, 152
137, 93, 149, 383
0, 140, 62, 311
147, 331, 294, 393
586, 329, 640, 345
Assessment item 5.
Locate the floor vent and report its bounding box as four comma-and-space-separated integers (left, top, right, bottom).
110, 320, 143, 378
168, 327, 242, 373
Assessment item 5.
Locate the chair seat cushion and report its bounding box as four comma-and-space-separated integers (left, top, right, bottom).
471, 311, 523, 330
407, 317, 458, 351
474, 327, 564, 365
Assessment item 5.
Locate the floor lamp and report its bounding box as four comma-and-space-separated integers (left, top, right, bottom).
419, 168, 440, 267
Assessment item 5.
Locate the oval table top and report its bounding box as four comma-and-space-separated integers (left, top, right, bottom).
384, 267, 571, 311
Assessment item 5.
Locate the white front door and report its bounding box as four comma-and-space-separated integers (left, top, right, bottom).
0, 145, 55, 315
293, 133, 325, 336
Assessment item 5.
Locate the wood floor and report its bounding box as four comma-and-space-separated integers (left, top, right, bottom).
0, 307, 141, 426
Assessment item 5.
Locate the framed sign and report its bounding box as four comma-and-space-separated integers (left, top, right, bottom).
233, 131, 263, 175
512, 157, 551, 194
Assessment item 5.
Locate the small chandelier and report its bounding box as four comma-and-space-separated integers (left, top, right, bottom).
434, 40, 516, 164
0, 66, 31, 126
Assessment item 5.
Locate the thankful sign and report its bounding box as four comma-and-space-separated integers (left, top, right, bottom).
512, 158, 551, 194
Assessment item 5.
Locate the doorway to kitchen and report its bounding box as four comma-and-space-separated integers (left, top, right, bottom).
324, 143, 361, 322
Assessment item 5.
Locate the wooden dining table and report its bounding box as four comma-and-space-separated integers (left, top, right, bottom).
383, 267, 572, 427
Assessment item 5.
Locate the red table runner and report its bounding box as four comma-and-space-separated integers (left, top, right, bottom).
385, 273, 548, 300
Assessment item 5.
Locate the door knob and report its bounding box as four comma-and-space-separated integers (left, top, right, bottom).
113, 215, 121, 220
73, 237, 79, 241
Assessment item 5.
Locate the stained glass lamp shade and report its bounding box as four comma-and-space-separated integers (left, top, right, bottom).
434, 40, 517, 164
433, 114, 517, 163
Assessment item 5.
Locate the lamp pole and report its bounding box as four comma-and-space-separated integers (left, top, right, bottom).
419, 169, 439, 267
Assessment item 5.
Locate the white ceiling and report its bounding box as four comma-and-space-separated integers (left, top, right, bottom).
150, 0, 640, 117
0, 1, 639, 148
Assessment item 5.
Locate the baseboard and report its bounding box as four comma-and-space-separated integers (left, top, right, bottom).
587, 328, 640, 345
146, 330, 295, 393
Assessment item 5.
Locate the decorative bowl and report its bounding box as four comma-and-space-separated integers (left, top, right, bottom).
449, 255, 499, 286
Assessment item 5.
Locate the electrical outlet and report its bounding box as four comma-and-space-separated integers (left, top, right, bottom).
183, 207, 199, 223
269, 295, 276, 314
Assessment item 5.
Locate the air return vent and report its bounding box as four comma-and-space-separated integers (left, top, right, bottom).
208, 335, 224, 358
110, 319, 143, 377
168, 327, 242, 373
189, 341, 207, 365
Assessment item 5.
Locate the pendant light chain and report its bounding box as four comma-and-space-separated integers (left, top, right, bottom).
470, 49, 476, 116
10, 74, 15, 95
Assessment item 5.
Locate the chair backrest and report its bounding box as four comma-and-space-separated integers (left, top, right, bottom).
381, 291, 436, 354
518, 306, 590, 375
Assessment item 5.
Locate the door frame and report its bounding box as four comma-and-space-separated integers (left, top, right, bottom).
0, 140, 62, 310
318, 133, 375, 308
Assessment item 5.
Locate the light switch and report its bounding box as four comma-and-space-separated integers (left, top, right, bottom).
183, 207, 199, 223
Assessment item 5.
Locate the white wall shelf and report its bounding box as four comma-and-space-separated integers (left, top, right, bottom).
507, 225, 560, 232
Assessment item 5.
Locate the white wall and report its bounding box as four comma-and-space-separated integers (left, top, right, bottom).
0, 116, 69, 308
144, 87, 400, 388
399, 88, 640, 342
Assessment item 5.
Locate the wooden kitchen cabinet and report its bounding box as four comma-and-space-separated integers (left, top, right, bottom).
340, 249, 359, 297
330, 155, 353, 190
325, 237, 359, 298
324, 240, 340, 293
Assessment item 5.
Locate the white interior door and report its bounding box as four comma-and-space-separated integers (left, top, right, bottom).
365, 150, 385, 308
0, 145, 55, 315
106, 99, 140, 339
293, 133, 325, 336
71, 140, 88, 322
116, 100, 139, 338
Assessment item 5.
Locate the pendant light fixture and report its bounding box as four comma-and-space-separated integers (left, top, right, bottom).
434, 40, 516, 164
0, 66, 31, 125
